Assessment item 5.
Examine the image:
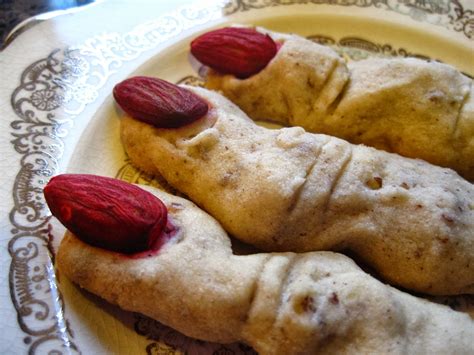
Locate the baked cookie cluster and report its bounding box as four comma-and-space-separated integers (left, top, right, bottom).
47, 27, 474, 354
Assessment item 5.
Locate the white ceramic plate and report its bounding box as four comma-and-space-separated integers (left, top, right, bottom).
3, 0, 473, 353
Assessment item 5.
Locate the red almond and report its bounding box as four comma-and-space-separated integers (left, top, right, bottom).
44, 174, 169, 254
113, 76, 209, 128
190, 27, 278, 79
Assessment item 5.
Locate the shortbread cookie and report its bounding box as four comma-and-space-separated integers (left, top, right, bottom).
192, 27, 474, 180
53, 178, 474, 354
119, 82, 474, 295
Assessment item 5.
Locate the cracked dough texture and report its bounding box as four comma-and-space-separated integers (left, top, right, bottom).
121, 87, 474, 295
205, 29, 474, 181
57, 186, 474, 354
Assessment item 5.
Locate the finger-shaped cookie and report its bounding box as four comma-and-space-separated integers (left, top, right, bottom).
118, 78, 474, 295
49, 175, 474, 354
191, 27, 474, 180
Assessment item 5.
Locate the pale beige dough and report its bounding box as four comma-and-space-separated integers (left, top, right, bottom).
121, 87, 474, 295
57, 186, 474, 354
204, 28, 474, 181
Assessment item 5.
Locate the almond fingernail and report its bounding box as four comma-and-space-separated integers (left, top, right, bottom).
191, 27, 278, 79
113, 76, 209, 128
44, 174, 169, 254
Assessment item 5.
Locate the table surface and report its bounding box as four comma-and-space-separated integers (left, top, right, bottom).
0, 0, 95, 47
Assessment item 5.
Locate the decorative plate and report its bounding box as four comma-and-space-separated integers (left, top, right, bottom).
1, 0, 473, 354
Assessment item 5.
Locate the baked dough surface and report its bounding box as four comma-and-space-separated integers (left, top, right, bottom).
57, 186, 474, 354
121, 86, 474, 295
205, 29, 474, 180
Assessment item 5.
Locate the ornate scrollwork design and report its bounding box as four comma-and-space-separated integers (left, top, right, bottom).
448, 1, 474, 38
28, 335, 80, 355
176, 75, 205, 87
10, 156, 58, 232
307, 34, 432, 61
9, 232, 57, 335
9, 47, 95, 355
224, 0, 473, 39
134, 314, 258, 355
